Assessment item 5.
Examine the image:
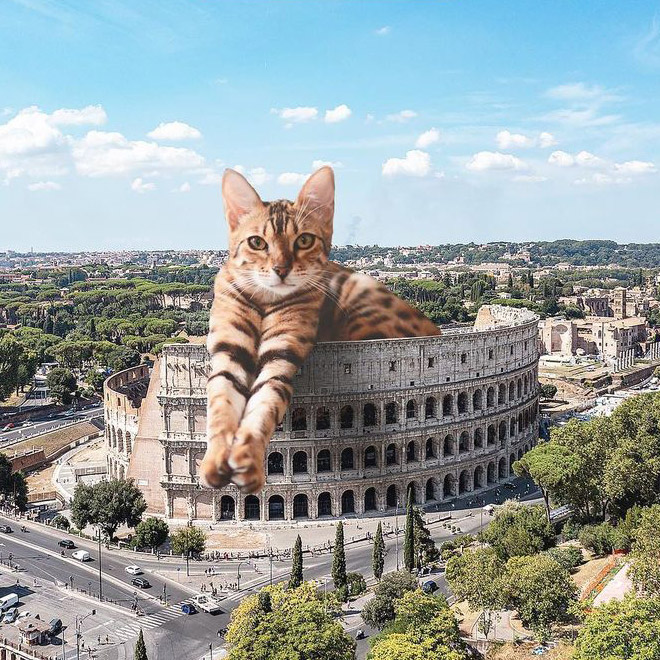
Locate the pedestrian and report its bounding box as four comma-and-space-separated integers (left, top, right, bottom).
105, 635, 109, 644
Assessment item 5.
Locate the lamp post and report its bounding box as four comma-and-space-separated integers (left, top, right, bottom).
75, 609, 96, 660
268, 549, 273, 586
97, 527, 103, 600
237, 561, 245, 591
395, 499, 400, 571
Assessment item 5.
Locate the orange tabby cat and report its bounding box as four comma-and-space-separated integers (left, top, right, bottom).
200, 167, 440, 494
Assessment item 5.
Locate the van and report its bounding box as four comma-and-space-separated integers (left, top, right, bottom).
0, 593, 19, 611
72, 550, 90, 562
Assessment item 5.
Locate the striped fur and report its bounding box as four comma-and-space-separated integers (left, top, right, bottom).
200, 167, 440, 494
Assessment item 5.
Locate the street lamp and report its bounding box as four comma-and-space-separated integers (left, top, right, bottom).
395, 498, 400, 571
97, 526, 103, 600
237, 561, 245, 591
75, 609, 96, 660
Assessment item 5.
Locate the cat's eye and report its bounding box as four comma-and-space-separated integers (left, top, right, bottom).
247, 236, 267, 250
295, 233, 315, 250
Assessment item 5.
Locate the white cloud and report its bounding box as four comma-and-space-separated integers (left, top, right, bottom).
614, 160, 656, 175
0, 107, 65, 157
465, 151, 527, 172
197, 169, 222, 186
538, 132, 558, 148
72, 130, 205, 177
382, 150, 431, 177
324, 104, 352, 123
548, 150, 575, 167
147, 121, 202, 141
575, 150, 606, 168
574, 173, 631, 186
513, 175, 547, 183
375, 26, 391, 36
50, 105, 107, 126
545, 83, 609, 101
131, 177, 156, 193
277, 172, 309, 185
496, 130, 535, 149
415, 128, 440, 149
548, 150, 606, 169
312, 160, 342, 169
386, 109, 417, 123
542, 107, 621, 128
27, 180, 61, 191
175, 181, 191, 193
271, 106, 318, 127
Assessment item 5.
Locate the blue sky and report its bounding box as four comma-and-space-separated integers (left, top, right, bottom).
1, 0, 659, 251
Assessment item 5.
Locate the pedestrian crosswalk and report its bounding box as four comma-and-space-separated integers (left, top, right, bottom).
111, 598, 196, 642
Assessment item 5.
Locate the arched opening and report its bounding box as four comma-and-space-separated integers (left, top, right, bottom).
457, 392, 468, 414
443, 474, 456, 498
317, 449, 332, 473
459, 470, 470, 495
473, 389, 483, 411
425, 396, 437, 419
292, 451, 308, 474
425, 478, 436, 502
220, 495, 235, 520
125, 433, 132, 454
474, 466, 484, 490
318, 492, 332, 517
385, 402, 397, 424
364, 445, 377, 469
363, 403, 377, 427
518, 412, 523, 430
293, 494, 309, 519
442, 394, 453, 417
341, 490, 355, 515
407, 482, 417, 504
340, 405, 354, 429
386, 443, 398, 466
316, 407, 331, 431
509, 453, 516, 472
406, 399, 416, 419
291, 408, 307, 431
474, 428, 484, 449
117, 429, 124, 453
244, 495, 260, 520
459, 431, 470, 454
487, 461, 496, 484
425, 437, 435, 459
268, 495, 285, 520
364, 487, 377, 512
386, 484, 398, 508
509, 382, 515, 402
486, 387, 495, 408
517, 379, 522, 398
498, 457, 507, 479
524, 375, 529, 394
267, 452, 284, 475
487, 424, 496, 445
406, 441, 417, 463
499, 421, 507, 446
518, 448, 524, 460
443, 434, 454, 457
498, 384, 506, 405
341, 447, 354, 471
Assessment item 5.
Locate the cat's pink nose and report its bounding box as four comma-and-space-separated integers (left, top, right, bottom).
273, 265, 291, 281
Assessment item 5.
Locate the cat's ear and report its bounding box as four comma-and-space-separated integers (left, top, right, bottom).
222, 169, 264, 230
296, 166, 335, 224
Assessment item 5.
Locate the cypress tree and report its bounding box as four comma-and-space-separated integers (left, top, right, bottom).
289, 534, 303, 589
332, 521, 347, 589
134, 629, 148, 660
372, 521, 385, 580
403, 488, 415, 572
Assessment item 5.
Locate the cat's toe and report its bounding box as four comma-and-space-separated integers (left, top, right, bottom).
227, 443, 265, 493
199, 450, 232, 489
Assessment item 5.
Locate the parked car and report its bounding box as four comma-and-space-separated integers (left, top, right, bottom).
125, 565, 142, 575
131, 577, 150, 589
58, 539, 75, 549
422, 580, 438, 594
2, 608, 18, 623
72, 550, 91, 562
0, 525, 13, 533
48, 618, 63, 636
1, 424, 14, 432
0, 593, 19, 611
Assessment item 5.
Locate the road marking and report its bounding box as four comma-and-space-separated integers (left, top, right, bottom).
110, 599, 195, 641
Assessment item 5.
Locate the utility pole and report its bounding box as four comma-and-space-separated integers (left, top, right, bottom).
269, 551, 273, 586
395, 499, 400, 571
97, 527, 103, 600
75, 610, 96, 660
237, 561, 244, 591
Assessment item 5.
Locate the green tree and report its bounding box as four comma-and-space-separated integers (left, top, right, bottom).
574, 595, 660, 660
502, 554, 577, 635
578, 523, 618, 556
84, 369, 106, 393
412, 507, 438, 568
0, 334, 22, 400
170, 526, 206, 557
540, 383, 558, 399
289, 534, 303, 589
0, 454, 28, 511
225, 583, 355, 660
134, 517, 169, 552
134, 629, 148, 660
71, 478, 147, 539
403, 489, 415, 572
362, 571, 418, 630
46, 367, 77, 404
373, 521, 385, 580
332, 521, 347, 592
629, 505, 660, 597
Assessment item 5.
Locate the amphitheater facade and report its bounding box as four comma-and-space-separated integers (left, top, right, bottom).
104, 305, 540, 523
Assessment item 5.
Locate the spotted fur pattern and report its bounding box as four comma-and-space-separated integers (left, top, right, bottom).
200, 167, 440, 493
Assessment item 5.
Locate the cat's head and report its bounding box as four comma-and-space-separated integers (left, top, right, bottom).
221, 166, 335, 300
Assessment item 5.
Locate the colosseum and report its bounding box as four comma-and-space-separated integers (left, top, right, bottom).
104, 304, 540, 523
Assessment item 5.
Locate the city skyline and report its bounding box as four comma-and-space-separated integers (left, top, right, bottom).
1, 0, 660, 251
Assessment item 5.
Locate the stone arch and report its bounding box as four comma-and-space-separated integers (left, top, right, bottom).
473, 389, 483, 411
426, 396, 437, 419
443, 434, 454, 457
487, 461, 496, 484
499, 421, 507, 445
364, 487, 377, 512
487, 386, 495, 408
293, 494, 309, 519
363, 402, 377, 427
117, 428, 124, 453
518, 448, 524, 460
315, 407, 331, 431
125, 432, 132, 454
498, 457, 507, 479
385, 402, 398, 424
364, 445, 378, 468
244, 495, 260, 520
517, 378, 522, 398
442, 394, 453, 417
406, 399, 417, 419
459, 469, 471, 494
457, 391, 468, 414
425, 478, 437, 502
474, 465, 485, 489
509, 382, 516, 402
267, 451, 284, 475
474, 427, 484, 449
318, 492, 332, 517
268, 495, 285, 520
443, 473, 456, 498
498, 383, 506, 405
510, 417, 517, 437
386, 484, 398, 508
340, 405, 354, 429
509, 453, 516, 472
425, 437, 435, 459
487, 424, 496, 445
341, 490, 355, 515
292, 451, 308, 474
459, 430, 470, 454
341, 447, 354, 470
524, 375, 529, 394
291, 407, 307, 431
406, 440, 417, 463
220, 495, 235, 520
386, 443, 398, 466
317, 449, 332, 473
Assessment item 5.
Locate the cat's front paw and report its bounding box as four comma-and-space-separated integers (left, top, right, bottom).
227, 433, 266, 494
199, 441, 232, 489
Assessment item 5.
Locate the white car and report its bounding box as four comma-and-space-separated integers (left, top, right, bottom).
125, 565, 142, 575
72, 550, 91, 562
192, 594, 223, 614
16, 611, 31, 622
